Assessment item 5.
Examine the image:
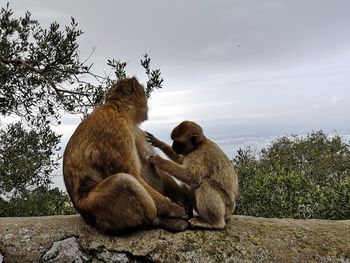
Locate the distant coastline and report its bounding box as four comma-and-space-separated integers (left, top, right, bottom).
215, 133, 350, 159
52, 132, 350, 192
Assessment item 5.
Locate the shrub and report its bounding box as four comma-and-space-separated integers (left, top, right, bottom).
0, 186, 76, 217
234, 131, 350, 219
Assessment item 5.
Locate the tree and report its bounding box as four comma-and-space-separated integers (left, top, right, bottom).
0, 122, 60, 198
0, 3, 163, 125
234, 131, 350, 220
0, 121, 76, 215
0, 3, 163, 216
0, 4, 98, 123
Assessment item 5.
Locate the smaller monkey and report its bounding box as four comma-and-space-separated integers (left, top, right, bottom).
147, 121, 239, 229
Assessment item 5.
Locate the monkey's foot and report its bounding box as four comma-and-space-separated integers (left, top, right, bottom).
158, 201, 189, 220
158, 217, 189, 232
173, 199, 193, 218
189, 217, 225, 230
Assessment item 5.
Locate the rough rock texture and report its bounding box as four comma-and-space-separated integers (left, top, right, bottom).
0, 215, 349, 263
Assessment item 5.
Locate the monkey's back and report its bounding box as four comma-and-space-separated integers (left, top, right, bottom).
186, 139, 239, 203
63, 103, 140, 203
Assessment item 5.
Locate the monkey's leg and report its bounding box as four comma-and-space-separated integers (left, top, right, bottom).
190, 181, 226, 229
136, 175, 188, 220
189, 217, 224, 229
78, 173, 158, 233
225, 194, 236, 222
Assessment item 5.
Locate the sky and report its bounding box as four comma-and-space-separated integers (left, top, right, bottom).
6, 0, 350, 191
7, 0, 350, 139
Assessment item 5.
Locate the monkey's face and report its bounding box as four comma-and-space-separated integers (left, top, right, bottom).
172, 140, 194, 155
171, 121, 206, 155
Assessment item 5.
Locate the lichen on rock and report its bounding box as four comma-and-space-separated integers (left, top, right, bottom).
0, 215, 349, 262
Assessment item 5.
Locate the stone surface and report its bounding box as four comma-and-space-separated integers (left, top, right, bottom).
42, 237, 89, 262
0, 215, 349, 262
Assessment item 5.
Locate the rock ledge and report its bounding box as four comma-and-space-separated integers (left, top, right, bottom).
0, 215, 349, 262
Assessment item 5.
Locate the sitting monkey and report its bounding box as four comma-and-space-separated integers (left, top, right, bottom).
147, 121, 239, 229
63, 78, 188, 233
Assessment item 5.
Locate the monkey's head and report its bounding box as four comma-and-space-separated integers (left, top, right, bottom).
106, 77, 148, 123
171, 121, 206, 155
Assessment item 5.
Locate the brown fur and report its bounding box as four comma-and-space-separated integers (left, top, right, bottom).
63, 77, 188, 234
148, 121, 239, 229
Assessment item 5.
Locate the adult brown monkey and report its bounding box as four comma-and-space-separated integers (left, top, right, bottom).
63, 77, 188, 234
148, 121, 239, 229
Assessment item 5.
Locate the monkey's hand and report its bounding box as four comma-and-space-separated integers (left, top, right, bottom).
149, 155, 165, 167
146, 132, 164, 148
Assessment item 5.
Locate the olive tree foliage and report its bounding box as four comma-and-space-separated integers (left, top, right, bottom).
0, 120, 70, 215
0, 3, 163, 126
0, 5, 96, 124
0, 3, 163, 215
0, 122, 60, 197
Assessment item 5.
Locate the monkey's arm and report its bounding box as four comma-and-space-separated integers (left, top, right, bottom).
146, 132, 184, 164
150, 155, 201, 188
158, 143, 184, 164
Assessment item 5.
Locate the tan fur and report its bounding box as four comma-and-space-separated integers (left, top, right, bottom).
148, 121, 239, 229
63, 77, 188, 234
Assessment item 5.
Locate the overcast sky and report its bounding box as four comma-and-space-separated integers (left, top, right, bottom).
9, 0, 350, 139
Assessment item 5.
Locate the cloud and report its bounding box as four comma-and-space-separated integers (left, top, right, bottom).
330, 96, 343, 104
6, 0, 350, 136
51, 124, 77, 136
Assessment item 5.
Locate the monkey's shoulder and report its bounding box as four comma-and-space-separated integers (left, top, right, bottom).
201, 140, 231, 162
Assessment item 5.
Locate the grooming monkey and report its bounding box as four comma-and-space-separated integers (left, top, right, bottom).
63, 77, 188, 234
148, 121, 239, 229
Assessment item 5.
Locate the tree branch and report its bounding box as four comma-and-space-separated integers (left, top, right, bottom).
0, 58, 91, 98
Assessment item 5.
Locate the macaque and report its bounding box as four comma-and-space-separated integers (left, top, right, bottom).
148, 121, 239, 229
63, 77, 188, 233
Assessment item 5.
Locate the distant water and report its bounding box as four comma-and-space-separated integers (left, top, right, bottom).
212, 135, 277, 159
52, 133, 350, 191
213, 133, 350, 160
